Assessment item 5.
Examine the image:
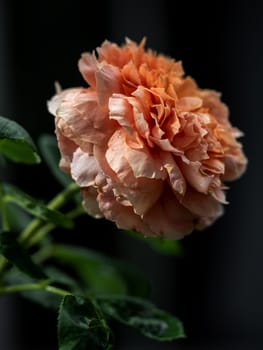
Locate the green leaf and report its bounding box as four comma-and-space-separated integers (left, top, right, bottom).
38, 134, 72, 187
0, 116, 41, 164
0, 154, 6, 167
98, 295, 185, 341
126, 230, 183, 256
0, 231, 46, 279
58, 295, 113, 350
50, 244, 150, 297
3, 183, 74, 229
5, 202, 31, 232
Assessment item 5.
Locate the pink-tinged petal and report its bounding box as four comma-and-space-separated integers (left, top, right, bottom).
180, 160, 214, 193
143, 188, 194, 239
164, 109, 181, 140
201, 158, 225, 175
97, 182, 156, 236
109, 94, 134, 131
56, 88, 113, 148
78, 52, 97, 87
71, 148, 100, 187
114, 178, 163, 216
176, 96, 203, 111
200, 89, 229, 124
55, 126, 78, 174
109, 93, 152, 148
181, 187, 223, 221
210, 187, 228, 204
150, 137, 184, 157
129, 97, 151, 144
93, 144, 119, 180
106, 129, 165, 181
105, 130, 133, 183
161, 152, 186, 194
125, 144, 165, 179
95, 63, 123, 107
82, 187, 103, 218
222, 152, 248, 181
47, 87, 81, 116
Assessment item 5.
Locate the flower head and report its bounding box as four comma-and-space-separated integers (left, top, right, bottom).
48, 38, 247, 239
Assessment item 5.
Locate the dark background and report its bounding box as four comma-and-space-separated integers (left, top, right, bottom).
0, 0, 262, 349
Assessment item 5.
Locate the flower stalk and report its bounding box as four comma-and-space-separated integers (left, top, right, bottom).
0, 280, 70, 297
0, 182, 81, 277
19, 182, 80, 245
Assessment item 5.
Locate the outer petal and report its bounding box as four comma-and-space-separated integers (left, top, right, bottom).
113, 178, 163, 216
48, 87, 80, 117
56, 88, 113, 148
78, 52, 97, 87
82, 187, 103, 219
180, 160, 215, 194
143, 188, 195, 239
97, 181, 156, 236
71, 148, 100, 187
222, 151, 248, 181
181, 187, 224, 226
55, 126, 78, 174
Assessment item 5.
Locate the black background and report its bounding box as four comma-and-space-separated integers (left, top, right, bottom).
0, 0, 262, 349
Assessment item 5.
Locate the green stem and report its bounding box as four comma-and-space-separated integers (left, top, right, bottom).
0, 183, 80, 277
0, 257, 7, 277
0, 182, 10, 232
0, 281, 70, 297
19, 182, 79, 245
27, 205, 85, 248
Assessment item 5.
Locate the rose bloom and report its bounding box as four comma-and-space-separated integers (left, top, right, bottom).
48, 38, 247, 239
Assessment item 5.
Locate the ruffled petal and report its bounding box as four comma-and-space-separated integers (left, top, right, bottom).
78, 52, 97, 87
56, 88, 113, 148
71, 148, 100, 187
95, 63, 123, 107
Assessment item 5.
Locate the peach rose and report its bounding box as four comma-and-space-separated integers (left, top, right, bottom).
48, 38, 247, 239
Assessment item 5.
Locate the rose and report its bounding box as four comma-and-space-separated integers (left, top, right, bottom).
48, 38, 247, 239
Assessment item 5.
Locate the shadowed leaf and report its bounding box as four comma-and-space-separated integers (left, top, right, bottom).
0, 116, 41, 164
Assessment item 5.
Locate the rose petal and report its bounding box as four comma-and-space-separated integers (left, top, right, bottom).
78, 52, 97, 87
82, 187, 103, 218
56, 88, 113, 148
71, 148, 100, 187
180, 160, 214, 193
181, 187, 223, 221
176, 96, 203, 111
143, 188, 194, 239
95, 63, 123, 107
